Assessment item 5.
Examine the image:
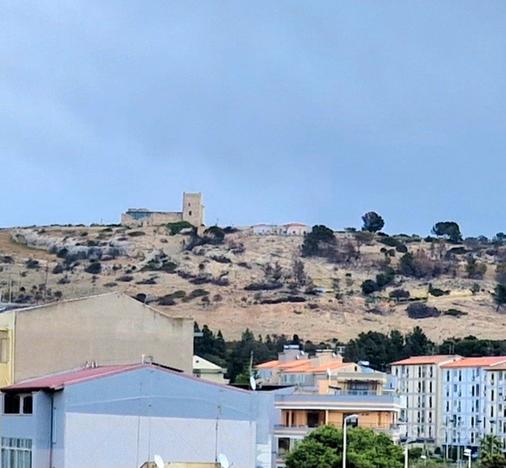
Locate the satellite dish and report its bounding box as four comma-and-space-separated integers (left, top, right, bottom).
218, 453, 230, 468
250, 375, 257, 391
300, 350, 305, 355
154, 454, 164, 468
326, 368, 332, 378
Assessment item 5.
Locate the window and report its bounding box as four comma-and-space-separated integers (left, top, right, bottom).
1, 438, 32, 468
278, 438, 290, 455
0, 331, 9, 363
3, 394, 32, 415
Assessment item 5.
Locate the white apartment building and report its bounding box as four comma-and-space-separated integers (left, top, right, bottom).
484, 362, 506, 450
440, 357, 506, 452
391, 355, 461, 445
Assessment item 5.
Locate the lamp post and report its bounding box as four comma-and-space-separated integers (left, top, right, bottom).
403, 439, 417, 468
463, 448, 471, 468
342, 414, 358, 468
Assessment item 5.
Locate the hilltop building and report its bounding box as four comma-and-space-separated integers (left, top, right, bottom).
1, 362, 285, 468
0, 293, 193, 386
251, 224, 310, 236
122, 192, 204, 228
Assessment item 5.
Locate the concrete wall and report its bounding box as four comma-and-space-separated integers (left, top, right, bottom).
122, 212, 183, 227
13, 293, 193, 382
182, 193, 204, 227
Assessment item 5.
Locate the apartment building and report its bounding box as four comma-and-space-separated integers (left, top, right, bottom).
441, 356, 506, 451
391, 355, 461, 445
484, 362, 506, 450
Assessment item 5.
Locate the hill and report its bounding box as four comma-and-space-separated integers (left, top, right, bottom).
1, 224, 505, 343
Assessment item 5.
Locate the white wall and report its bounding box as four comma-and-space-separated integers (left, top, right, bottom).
64, 413, 256, 468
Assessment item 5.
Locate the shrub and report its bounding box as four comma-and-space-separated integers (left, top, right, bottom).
379, 236, 400, 248
127, 231, 145, 237
158, 291, 186, 305
466, 256, 487, 279
389, 289, 410, 301
117, 274, 134, 282
376, 267, 395, 289
52, 263, 64, 274
103, 282, 117, 288
406, 303, 440, 319
25, 259, 40, 269
432, 221, 462, 242
362, 211, 385, 232
361, 280, 379, 295
395, 244, 408, 253
211, 255, 232, 264
136, 277, 157, 285
444, 308, 467, 317
84, 262, 102, 274
301, 225, 336, 257
428, 284, 449, 297
183, 289, 210, 301
167, 221, 194, 235
259, 296, 306, 304
244, 282, 283, 291
0, 256, 14, 264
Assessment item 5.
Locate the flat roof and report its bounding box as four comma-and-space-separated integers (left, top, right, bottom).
442, 356, 506, 369
391, 355, 460, 366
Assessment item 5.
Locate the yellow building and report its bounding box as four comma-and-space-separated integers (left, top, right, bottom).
0, 292, 193, 386
193, 355, 229, 384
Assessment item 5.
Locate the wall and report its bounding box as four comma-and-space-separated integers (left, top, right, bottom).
122, 211, 183, 227
0, 312, 15, 387
61, 367, 258, 468
13, 293, 193, 382
182, 193, 204, 227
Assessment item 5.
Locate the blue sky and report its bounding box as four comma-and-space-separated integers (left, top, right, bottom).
1, 1, 506, 236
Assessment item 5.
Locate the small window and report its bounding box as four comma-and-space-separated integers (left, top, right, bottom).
0, 331, 9, 363
189, 210, 192, 216
3, 393, 32, 415
4, 394, 20, 414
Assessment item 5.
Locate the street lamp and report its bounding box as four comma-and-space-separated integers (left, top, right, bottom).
403, 439, 417, 468
463, 448, 471, 468
342, 414, 358, 468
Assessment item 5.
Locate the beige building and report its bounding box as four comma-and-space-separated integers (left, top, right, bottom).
0, 292, 193, 386
391, 355, 461, 446
193, 355, 229, 384
122, 192, 204, 228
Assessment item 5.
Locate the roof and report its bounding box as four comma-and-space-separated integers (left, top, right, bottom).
4, 292, 191, 321
442, 356, 506, 369
1, 363, 250, 394
193, 355, 224, 371
391, 355, 460, 366
486, 362, 506, 371
256, 358, 354, 375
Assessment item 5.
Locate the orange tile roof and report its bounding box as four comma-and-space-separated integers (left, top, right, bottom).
487, 362, 506, 371
442, 356, 506, 369
391, 355, 460, 366
256, 358, 353, 374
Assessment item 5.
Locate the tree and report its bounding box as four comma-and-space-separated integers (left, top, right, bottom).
404, 326, 434, 356
285, 425, 403, 468
480, 435, 506, 468
496, 263, 506, 285
465, 256, 487, 279
493, 284, 506, 311
432, 221, 462, 243
301, 225, 336, 258
361, 279, 378, 295
362, 211, 385, 233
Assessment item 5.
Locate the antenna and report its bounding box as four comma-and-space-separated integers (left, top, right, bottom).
249, 375, 257, 391
154, 454, 164, 468
218, 453, 230, 468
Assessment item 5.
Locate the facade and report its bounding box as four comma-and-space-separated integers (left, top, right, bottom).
251, 224, 310, 236
273, 393, 403, 467
192, 356, 228, 384
484, 362, 506, 451
440, 356, 506, 451
122, 192, 204, 228
0, 293, 193, 386
1, 363, 283, 468
391, 355, 461, 445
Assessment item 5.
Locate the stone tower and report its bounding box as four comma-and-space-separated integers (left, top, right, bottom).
182, 192, 204, 227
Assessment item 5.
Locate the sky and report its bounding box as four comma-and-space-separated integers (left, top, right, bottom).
1, 1, 506, 236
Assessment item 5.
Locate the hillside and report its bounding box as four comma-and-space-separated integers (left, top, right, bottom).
1, 224, 505, 343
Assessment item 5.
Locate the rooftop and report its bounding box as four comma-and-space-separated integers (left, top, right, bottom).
1, 363, 252, 394
441, 356, 506, 369
391, 355, 460, 366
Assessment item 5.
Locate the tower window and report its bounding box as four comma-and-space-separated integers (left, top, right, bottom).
189, 211, 192, 216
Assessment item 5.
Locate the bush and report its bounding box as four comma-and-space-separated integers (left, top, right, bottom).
127, 231, 145, 237
52, 263, 64, 274
183, 289, 210, 301
244, 282, 283, 291
362, 211, 385, 232
361, 279, 379, 295
25, 259, 40, 269
84, 262, 102, 274
259, 296, 306, 304
389, 289, 410, 301
0, 256, 14, 264
158, 290, 186, 305
465, 256, 487, 279
103, 282, 117, 288
406, 302, 440, 319
301, 225, 336, 257
444, 308, 467, 317
428, 284, 449, 297
166, 221, 194, 235
117, 274, 134, 282
376, 267, 395, 288
211, 255, 232, 264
